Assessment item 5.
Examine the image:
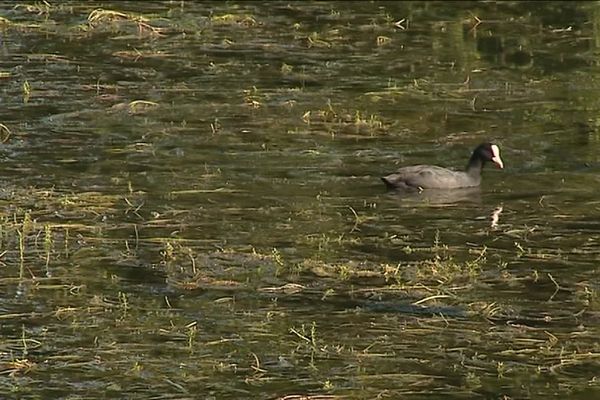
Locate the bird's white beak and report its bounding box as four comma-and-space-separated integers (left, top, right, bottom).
491, 145, 504, 169
492, 156, 504, 169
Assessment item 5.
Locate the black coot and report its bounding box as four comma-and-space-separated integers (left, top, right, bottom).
381, 143, 504, 190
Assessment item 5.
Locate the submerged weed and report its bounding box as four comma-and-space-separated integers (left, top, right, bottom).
290, 321, 318, 349
243, 86, 264, 108
186, 321, 198, 352
161, 241, 176, 262
43, 224, 53, 271
22, 80, 31, 103
272, 247, 285, 274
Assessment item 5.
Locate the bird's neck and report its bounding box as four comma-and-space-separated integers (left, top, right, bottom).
465, 155, 483, 177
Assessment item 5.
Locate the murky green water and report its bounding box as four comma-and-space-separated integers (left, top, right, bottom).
0, 1, 599, 398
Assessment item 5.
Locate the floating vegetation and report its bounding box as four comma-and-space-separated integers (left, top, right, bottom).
210, 13, 257, 27
0, 187, 121, 279
0, 15, 42, 30
296, 236, 489, 296
87, 8, 167, 36
161, 245, 283, 292
126, 99, 159, 114
13, 1, 53, 17
112, 49, 173, 61
0, 123, 11, 142
107, 100, 159, 115
376, 35, 392, 46
22, 80, 31, 104
300, 258, 391, 282
0, 357, 36, 377
167, 274, 242, 291
306, 32, 332, 48
302, 100, 391, 136
243, 86, 264, 109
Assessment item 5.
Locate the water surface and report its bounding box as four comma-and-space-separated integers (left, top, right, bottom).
0, 1, 599, 399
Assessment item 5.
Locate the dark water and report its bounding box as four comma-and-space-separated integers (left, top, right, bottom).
0, 1, 599, 399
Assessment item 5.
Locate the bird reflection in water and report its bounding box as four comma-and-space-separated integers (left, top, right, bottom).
490, 205, 503, 229
387, 186, 482, 207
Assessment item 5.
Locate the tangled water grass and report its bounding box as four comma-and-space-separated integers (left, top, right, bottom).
0, 183, 597, 398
